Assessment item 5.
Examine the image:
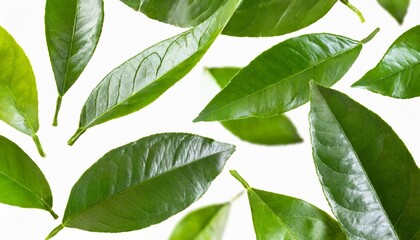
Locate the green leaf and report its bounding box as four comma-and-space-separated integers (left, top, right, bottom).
205, 67, 302, 145
0, 136, 57, 219
353, 25, 420, 99
309, 82, 420, 239
194, 29, 379, 123
120, 0, 337, 37
0, 26, 45, 157
170, 203, 230, 240
45, 0, 104, 126
47, 133, 235, 239
230, 171, 346, 240
377, 0, 409, 24
68, 0, 242, 146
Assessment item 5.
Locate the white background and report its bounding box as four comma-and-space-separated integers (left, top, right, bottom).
0, 0, 419, 239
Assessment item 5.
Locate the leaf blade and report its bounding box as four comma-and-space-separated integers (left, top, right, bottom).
377, 0, 409, 24
309, 82, 420, 239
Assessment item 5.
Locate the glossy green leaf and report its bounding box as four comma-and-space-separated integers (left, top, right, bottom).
120, 0, 337, 37
205, 67, 302, 145
230, 171, 345, 240
0, 136, 57, 219
194, 29, 379, 123
377, 0, 409, 24
170, 203, 230, 240
0, 26, 45, 157
68, 0, 242, 146
309, 82, 420, 239
45, 0, 104, 126
353, 25, 420, 99
47, 133, 235, 239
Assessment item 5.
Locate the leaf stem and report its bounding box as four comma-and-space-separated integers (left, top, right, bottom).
230, 170, 251, 189
45, 224, 64, 240
340, 0, 365, 23
40, 201, 59, 219
68, 127, 86, 146
52, 95, 63, 127
32, 135, 46, 157
361, 27, 380, 44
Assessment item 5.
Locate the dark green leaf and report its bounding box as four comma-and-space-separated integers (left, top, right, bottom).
170, 203, 230, 240
68, 0, 242, 145
353, 25, 420, 98
45, 0, 104, 126
309, 82, 420, 239
0, 26, 45, 157
0, 136, 56, 219
230, 171, 345, 240
47, 133, 235, 239
195, 29, 379, 123
377, 0, 409, 24
205, 67, 302, 145
120, 0, 337, 37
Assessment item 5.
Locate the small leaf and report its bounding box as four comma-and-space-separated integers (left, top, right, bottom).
68, 0, 242, 145
0, 26, 45, 157
170, 203, 230, 240
353, 25, 420, 98
205, 67, 302, 145
230, 170, 346, 240
0, 136, 57, 219
195, 29, 379, 123
377, 0, 409, 24
45, 0, 104, 126
309, 82, 420, 239
120, 0, 337, 37
47, 133, 235, 239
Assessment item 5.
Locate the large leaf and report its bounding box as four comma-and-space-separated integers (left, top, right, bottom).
206, 67, 302, 145
230, 171, 345, 240
353, 25, 420, 99
0, 26, 45, 157
46, 133, 235, 239
120, 0, 337, 37
45, 0, 104, 126
170, 203, 230, 240
68, 0, 242, 146
377, 0, 409, 24
0, 136, 57, 219
309, 82, 420, 239
194, 29, 379, 123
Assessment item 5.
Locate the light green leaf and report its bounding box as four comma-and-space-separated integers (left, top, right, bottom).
120, 0, 337, 37
0, 136, 57, 219
170, 203, 230, 240
68, 0, 242, 145
45, 0, 104, 126
353, 25, 420, 98
205, 67, 302, 145
47, 133, 235, 239
0, 26, 45, 157
309, 82, 420, 239
194, 29, 379, 123
230, 171, 345, 240
377, 0, 409, 24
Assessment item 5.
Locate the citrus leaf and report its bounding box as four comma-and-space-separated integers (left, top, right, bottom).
205, 67, 302, 145
45, 0, 104, 126
120, 0, 337, 37
68, 0, 242, 145
309, 82, 420, 239
170, 203, 230, 240
0, 26, 45, 157
377, 0, 409, 24
230, 171, 345, 240
47, 133, 235, 239
194, 29, 379, 123
353, 25, 420, 98
0, 136, 56, 219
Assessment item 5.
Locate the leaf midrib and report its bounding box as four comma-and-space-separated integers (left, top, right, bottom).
64, 148, 233, 226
